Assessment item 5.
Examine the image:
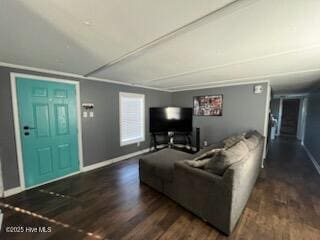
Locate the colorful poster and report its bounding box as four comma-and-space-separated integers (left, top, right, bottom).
193, 95, 223, 116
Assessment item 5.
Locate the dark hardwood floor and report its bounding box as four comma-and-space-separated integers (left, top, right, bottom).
1, 138, 320, 240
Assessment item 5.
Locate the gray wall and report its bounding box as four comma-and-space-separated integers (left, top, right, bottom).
0, 65, 268, 191
171, 83, 268, 145
0, 66, 171, 190
304, 90, 320, 166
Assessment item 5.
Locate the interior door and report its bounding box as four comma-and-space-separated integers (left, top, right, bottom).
16, 77, 79, 188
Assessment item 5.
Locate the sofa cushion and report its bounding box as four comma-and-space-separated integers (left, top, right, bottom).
245, 130, 260, 138
223, 133, 246, 149
139, 148, 193, 182
243, 134, 260, 151
193, 147, 223, 161
192, 142, 224, 159
186, 158, 211, 168
205, 140, 249, 176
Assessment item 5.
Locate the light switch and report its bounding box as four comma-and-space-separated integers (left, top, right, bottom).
89, 112, 94, 118
83, 111, 88, 118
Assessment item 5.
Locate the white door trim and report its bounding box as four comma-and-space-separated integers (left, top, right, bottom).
262, 81, 271, 166
10, 72, 84, 191
301, 97, 309, 145
277, 96, 305, 138
277, 98, 283, 136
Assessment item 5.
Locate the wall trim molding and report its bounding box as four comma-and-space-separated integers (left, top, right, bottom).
171, 80, 270, 92
0, 62, 170, 92
274, 93, 309, 99
167, 67, 320, 91
82, 148, 150, 172
302, 144, 320, 175
3, 187, 23, 197
1, 62, 274, 93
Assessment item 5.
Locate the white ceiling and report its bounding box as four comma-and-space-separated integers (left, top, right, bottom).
1, 0, 320, 93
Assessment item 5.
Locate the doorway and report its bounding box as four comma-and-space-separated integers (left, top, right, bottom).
280, 99, 300, 137
11, 73, 83, 190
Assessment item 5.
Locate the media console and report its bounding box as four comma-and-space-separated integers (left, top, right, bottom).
149, 106, 199, 153
150, 128, 200, 153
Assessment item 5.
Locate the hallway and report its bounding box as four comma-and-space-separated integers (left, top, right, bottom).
0, 138, 319, 239
257, 137, 320, 239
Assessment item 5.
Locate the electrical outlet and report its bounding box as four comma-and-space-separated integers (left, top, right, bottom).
203, 141, 208, 147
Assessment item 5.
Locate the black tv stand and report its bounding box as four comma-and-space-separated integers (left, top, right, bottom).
150, 131, 199, 153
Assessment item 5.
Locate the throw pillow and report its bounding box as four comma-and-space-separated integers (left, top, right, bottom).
186, 158, 211, 168
205, 140, 249, 176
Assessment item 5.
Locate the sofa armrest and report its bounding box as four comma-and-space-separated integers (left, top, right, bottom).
174, 161, 223, 184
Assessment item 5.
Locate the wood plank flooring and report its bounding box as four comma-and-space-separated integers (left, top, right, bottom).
1, 137, 320, 240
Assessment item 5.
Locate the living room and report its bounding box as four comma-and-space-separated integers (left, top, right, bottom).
1, 1, 320, 239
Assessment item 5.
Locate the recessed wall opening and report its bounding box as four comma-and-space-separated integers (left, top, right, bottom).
280, 99, 300, 138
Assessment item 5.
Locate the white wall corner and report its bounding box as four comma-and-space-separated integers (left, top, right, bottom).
262, 81, 271, 166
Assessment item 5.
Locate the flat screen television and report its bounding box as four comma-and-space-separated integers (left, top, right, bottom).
150, 107, 193, 133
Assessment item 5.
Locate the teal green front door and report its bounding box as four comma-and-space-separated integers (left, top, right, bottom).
16, 77, 80, 188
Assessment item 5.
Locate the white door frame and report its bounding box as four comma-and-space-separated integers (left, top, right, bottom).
262, 81, 271, 164
275, 94, 309, 138
300, 97, 309, 145
10, 72, 84, 191
276, 98, 283, 136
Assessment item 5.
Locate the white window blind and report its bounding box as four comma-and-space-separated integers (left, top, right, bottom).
119, 92, 145, 146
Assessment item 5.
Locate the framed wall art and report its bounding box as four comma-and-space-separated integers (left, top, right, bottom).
193, 95, 223, 116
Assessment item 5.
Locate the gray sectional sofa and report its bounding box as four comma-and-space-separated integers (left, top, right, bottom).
139, 131, 264, 235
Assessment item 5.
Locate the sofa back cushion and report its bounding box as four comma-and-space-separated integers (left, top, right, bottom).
205, 140, 249, 176
223, 133, 246, 149
193, 147, 223, 161
243, 134, 260, 151
185, 158, 211, 168
192, 142, 224, 158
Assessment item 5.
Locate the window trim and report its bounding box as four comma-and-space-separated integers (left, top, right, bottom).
119, 92, 145, 146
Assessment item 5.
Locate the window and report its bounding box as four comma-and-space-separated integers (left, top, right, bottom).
119, 92, 145, 146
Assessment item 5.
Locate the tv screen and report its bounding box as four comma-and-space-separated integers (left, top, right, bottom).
150, 107, 193, 133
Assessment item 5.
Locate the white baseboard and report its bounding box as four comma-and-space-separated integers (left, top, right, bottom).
82, 148, 150, 172
302, 144, 320, 175
2, 148, 151, 198
3, 187, 23, 197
